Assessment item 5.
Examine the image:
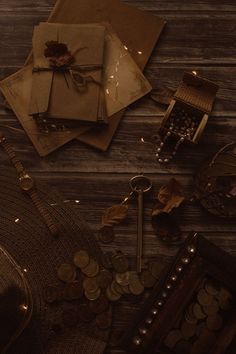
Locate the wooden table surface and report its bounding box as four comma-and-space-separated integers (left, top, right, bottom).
0, 0, 236, 353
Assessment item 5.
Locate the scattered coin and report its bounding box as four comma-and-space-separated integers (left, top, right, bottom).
85, 288, 101, 301
206, 314, 223, 331
115, 272, 130, 286
193, 303, 206, 320
140, 270, 156, 288
62, 308, 79, 328
106, 286, 121, 301
164, 329, 182, 349
199, 326, 216, 348
89, 295, 109, 314
205, 280, 219, 296
120, 284, 131, 294
112, 281, 124, 295
181, 321, 196, 339
101, 252, 113, 270
43, 285, 59, 303
129, 272, 144, 296
98, 226, 115, 244
197, 288, 213, 306
111, 252, 129, 273
82, 258, 99, 277
97, 269, 113, 289
83, 277, 99, 293
174, 339, 191, 354
185, 303, 197, 324
77, 304, 95, 322
203, 299, 219, 316
96, 309, 112, 329
64, 281, 83, 301
218, 288, 233, 310
57, 263, 77, 283
73, 250, 90, 269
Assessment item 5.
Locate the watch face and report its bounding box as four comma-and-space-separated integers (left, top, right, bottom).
19, 176, 34, 191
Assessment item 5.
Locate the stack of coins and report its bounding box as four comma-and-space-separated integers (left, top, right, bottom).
163, 277, 234, 354
44, 249, 163, 331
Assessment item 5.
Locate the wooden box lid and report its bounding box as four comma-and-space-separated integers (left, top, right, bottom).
174, 72, 219, 113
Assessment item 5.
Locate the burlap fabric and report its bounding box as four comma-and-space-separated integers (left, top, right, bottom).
0, 168, 109, 354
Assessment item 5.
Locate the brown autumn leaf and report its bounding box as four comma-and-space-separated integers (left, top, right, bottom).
152, 178, 185, 216
102, 204, 129, 227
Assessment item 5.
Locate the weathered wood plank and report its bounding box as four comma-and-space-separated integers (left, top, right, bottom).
0, 15, 235, 66
1, 66, 236, 115
0, 114, 235, 174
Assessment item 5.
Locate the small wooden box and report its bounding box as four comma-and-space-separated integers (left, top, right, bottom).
159, 72, 219, 144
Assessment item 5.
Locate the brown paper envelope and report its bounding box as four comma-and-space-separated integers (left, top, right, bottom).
30, 23, 105, 122
0, 65, 89, 156
33, 22, 151, 120
26, 0, 165, 151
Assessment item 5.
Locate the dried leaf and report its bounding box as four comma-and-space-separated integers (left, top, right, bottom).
152, 178, 184, 216
102, 204, 128, 227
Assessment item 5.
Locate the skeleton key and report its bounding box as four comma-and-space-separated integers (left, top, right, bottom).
130, 175, 152, 273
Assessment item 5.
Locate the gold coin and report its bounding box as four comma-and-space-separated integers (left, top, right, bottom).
164, 329, 182, 349
181, 321, 196, 339
73, 250, 90, 269
106, 286, 121, 301
83, 276, 99, 293
120, 284, 131, 294
97, 269, 113, 289
115, 271, 130, 286
113, 281, 125, 295
174, 339, 191, 354
140, 270, 156, 288
205, 280, 220, 296
85, 287, 101, 301
111, 252, 129, 273
98, 226, 115, 244
185, 303, 197, 324
101, 252, 113, 270
82, 258, 99, 277
203, 299, 219, 316
57, 263, 77, 283
206, 314, 223, 331
193, 303, 206, 320
218, 287, 233, 310
110, 280, 122, 296
129, 272, 144, 296
197, 288, 213, 306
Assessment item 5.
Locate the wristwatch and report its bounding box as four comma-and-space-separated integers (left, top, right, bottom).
0, 131, 58, 237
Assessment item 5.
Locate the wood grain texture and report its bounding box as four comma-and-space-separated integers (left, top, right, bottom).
0, 0, 235, 353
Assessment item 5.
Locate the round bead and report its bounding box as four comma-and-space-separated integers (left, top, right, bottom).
155, 153, 159, 158
151, 308, 158, 315
176, 266, 183, 273
158, 159, 163, 163
145, 317, 153, 325
160, 142, 164, 147
157, 148, 161, 152
133, 336, 142, 346
167, 131, 171, 136
171, 275, 177, 282
180, 137, 185, 142
157, 301, 163, 307
166, 283, 172, 290
162, 292, 167, 298
181, 257, 190, 264
139, 327, 148, 335
164, 158, 169, 163
169, 126, 173, 131
187, 245, 196, 254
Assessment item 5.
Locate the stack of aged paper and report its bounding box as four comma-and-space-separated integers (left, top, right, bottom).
0, 0, 166, 156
